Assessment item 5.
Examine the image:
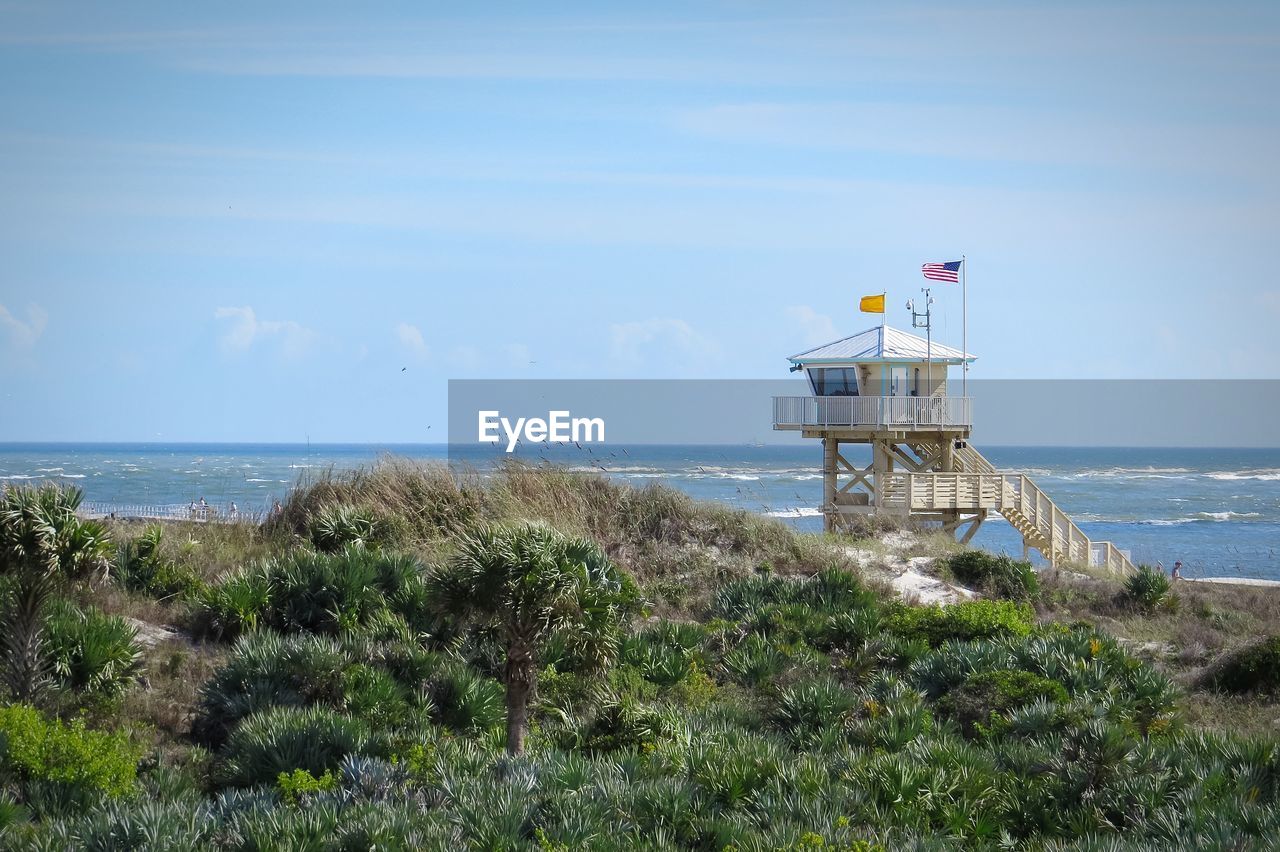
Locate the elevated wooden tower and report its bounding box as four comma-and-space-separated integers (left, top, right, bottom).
774, 325, 1135, 575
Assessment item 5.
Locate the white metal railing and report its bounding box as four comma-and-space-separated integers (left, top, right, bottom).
78, 501, 267, 525
773, 395, 972, 429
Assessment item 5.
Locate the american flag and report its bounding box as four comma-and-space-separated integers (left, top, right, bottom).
922, 260, 962, 283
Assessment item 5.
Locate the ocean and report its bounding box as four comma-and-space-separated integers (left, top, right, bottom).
1, 442, 1277, 581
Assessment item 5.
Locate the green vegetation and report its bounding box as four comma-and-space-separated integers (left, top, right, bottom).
276, 767, 338, 805
0, 485, 113, 702
44, 601, 142, 699
307, 503, 384, 553
885, 599, 1035, 645
2, 466, 1280, 849
945, 551, 1038, 601
427, 523, 637, 753
1204, 634, 1280, 695
191, 547, 432, 640
0, 703, 141, 804
939, 669, 1068, 737
114, 524, 205, 601
1122, 564, 1175, 612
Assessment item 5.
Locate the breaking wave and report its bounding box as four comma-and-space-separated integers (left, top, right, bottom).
766, 507, 823, 518
1205, 469, 1280, 482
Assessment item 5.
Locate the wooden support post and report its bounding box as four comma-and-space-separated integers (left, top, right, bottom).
822, 437, 837, 533
872, 439, 892, 509
937, 436, 958, 538
1048, 505, 1058, 568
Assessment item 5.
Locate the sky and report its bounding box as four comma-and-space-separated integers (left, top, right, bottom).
0, 1, 1277, 442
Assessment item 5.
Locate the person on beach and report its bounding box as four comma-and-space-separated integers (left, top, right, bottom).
1172, 561, 1183, 581
229, 501, 238, 517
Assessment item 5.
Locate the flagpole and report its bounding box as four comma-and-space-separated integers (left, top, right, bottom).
962, 254, 967, 399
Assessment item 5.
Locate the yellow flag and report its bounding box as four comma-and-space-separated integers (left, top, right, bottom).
859, 294, 885, 313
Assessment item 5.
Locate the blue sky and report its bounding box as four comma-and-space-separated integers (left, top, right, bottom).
1, 1, 1277, 441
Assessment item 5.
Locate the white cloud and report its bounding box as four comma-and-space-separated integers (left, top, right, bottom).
448, 345, 481, 367
503, 342, 533, 369
786, 305, 837, 347
0, 303, 48, 348
214, 306, 313, 358
610, 318, 717, 365
395, 322, 429, 361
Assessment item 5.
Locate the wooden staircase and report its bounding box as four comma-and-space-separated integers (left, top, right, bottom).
895, 441, 1136, 576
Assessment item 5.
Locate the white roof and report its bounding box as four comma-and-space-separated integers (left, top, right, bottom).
788, 325, 975, 364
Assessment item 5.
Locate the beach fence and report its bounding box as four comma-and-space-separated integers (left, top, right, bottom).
79, 501, 268, 525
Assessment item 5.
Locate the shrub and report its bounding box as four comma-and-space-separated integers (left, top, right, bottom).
427, 664, 504, 734
773, 677, 856, 740
308, 504, 381, 553
217, 705, 374, 788
712, 568, 878, 623
808, 566, 881, 612
192, 565, 272, 641
0, 703, 141, 801
620, 632, 699, 688
1205, 635, 1280, 695
687, 731, 787, 809
267, 548, 385, 634
1123, 565, 1173, 612
115, 525, 204, 600
342, 664, 410, 727
276, 768, 338, 805
946, 551, 1038, 601
941, 670, 1068, 737
819, 609, 882, 652
573, 697, 677, 753
192, 549, 430, 641
886, 600, 1035, 646
722, 634, 793, 687
192, 632, 350, 747
43, 601, 142, 699
668, 662, 718, 709
0, 793, 25, 836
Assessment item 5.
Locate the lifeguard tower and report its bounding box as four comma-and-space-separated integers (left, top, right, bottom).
774, 322, 1135, 574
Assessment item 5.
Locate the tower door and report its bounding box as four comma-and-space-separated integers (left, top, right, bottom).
889, 366, 909, 397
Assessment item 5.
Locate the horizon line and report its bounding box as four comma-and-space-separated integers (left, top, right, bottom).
2, 441, 1279, 451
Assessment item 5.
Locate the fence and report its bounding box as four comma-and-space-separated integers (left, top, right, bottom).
79, 501, 268, 525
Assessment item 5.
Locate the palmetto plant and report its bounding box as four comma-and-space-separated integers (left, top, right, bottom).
1123, 565, 1174, 612
722, 634, 791, 687
44, 601, 142, 699
193, 632, 350, 747
307, 504, 380, 553
0, 485, 112, 703
192, 564, 272, 641
217, 704, 374, 788
427, 523, 633, 754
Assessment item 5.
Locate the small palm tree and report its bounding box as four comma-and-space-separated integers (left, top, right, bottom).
428, 523, 632, 754
0, 485, 112, 702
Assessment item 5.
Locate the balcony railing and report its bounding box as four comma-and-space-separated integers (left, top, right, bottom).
773, 395, 972, 430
